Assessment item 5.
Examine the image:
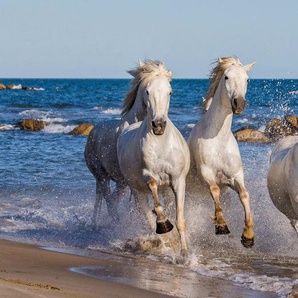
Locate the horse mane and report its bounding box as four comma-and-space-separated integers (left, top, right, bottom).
203, 56, 243, 110
121, 60, 172, 115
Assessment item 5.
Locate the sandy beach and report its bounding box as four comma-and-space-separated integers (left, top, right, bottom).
0, 239, 286, 298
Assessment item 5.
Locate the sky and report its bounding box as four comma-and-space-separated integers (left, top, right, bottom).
1, 0, 298, 79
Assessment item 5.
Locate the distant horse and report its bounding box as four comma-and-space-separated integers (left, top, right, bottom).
267, 135, 298, 234
187, 57, 255, 248
85, 60, 169, 225
117, 69, 190, 259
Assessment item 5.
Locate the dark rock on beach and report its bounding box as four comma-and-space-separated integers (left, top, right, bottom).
17, 119, 50, 131
69, 123, 94, 135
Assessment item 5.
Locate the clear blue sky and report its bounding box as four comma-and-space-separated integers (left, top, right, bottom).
1, 0, 297, 79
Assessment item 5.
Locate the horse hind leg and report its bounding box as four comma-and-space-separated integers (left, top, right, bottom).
92, 178, 111, 226
210, 183, 230, 235
106, 181, 127, 222
148, 178, 173, 234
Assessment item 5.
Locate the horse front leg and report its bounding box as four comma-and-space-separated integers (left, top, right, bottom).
148, 178, 173, 234
235, 178, 254, 248
209, 182, 231, 235
171, 177, 188, 259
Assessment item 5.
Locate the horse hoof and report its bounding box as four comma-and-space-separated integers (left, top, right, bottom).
156, 220, 174, 234
241, 235, 254, 248
215, 225, 230, 235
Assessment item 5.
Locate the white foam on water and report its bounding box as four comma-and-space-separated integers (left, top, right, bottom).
19, 109, 50, 117
190, 258, 298, 298
0, 124, 17, 130
42, 124, 76, 133
102, 108, 122, 115
289, 90, 298, 95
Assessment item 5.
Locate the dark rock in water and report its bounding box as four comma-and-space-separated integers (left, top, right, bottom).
69, 123, 94, 135
264, 115, 298, 142
285, 114, 298, 129
234, 126, 270, 143
17, 119, 50, 131
0, 82, 6, 90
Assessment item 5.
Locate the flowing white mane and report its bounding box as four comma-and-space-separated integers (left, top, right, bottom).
203, 57, 243, 110
121, 60, 172, 115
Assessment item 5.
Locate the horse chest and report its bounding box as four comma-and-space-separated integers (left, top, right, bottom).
141, 137, 180, 183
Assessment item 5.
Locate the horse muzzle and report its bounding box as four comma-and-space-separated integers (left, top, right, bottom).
231, 97, 246, 115
152, 119, 167, 135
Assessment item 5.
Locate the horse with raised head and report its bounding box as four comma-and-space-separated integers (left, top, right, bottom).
117, 68, 190, 260
202, 57, 244, 111
188, 57, 255, 248
267, 135, 298, 234
84, 60, 169, 225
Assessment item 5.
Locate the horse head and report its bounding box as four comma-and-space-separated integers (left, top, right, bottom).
121, 60, 172, 125
204, 57, 255, 114
220, 60, 255, 115
145, 76, 172, 135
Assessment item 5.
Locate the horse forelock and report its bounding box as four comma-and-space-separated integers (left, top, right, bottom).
121, 60, 172, 115
203, 57, 243, 108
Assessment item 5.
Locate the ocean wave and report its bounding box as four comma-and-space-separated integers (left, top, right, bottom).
20, 109, 50, 117
0, 124, 18, 131
19, 110, 67, 123
42, 124, 77, 134
93, 107, 121, 115
191, 258, 298, 298
289, 90, 298, 95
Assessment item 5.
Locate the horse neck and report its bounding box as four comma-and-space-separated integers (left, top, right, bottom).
121, 88, 146, 125
203, 84, 233, 137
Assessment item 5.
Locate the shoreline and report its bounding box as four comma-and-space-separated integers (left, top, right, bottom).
0, 238, 281, 298
0, 239, 171, 298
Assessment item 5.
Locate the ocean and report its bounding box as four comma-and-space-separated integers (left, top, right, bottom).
0, 78, 298, 297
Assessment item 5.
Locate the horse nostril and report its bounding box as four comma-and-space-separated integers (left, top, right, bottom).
152, 121, 157, 128
233, 98, 238, 107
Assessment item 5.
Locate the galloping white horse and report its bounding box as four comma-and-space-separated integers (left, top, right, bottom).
117, 69, 190, 258
267, 135, 298, 234
188, 57, 255, 248
85, 60, 168, 225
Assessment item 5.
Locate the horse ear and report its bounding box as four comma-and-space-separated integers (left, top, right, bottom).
218, 57, 223, 63
243, 62, 255, 73
138, 59, 145, 67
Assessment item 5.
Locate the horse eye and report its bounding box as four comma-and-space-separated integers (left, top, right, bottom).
247, 78, 250, 82
146, 90, 149, 95
169, 91, 172, 95
224, 76, 228, 80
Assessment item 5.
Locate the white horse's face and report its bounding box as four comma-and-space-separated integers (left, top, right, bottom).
222, 65, 252, 115
144, 77, 172, 135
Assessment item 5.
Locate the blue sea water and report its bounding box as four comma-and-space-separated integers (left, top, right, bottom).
0, 78, 298, 297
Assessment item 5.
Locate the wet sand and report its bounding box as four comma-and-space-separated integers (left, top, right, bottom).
0, 239, 282, 298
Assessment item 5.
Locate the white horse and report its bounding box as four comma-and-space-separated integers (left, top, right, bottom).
117, 69, 190, 259
188, 57, 255, 248
85, 60, 168, 225
267, 135, 298, 234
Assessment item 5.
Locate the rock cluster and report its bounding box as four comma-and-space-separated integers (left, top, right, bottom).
234, 114, 298, 143
0, 82, 42, 90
